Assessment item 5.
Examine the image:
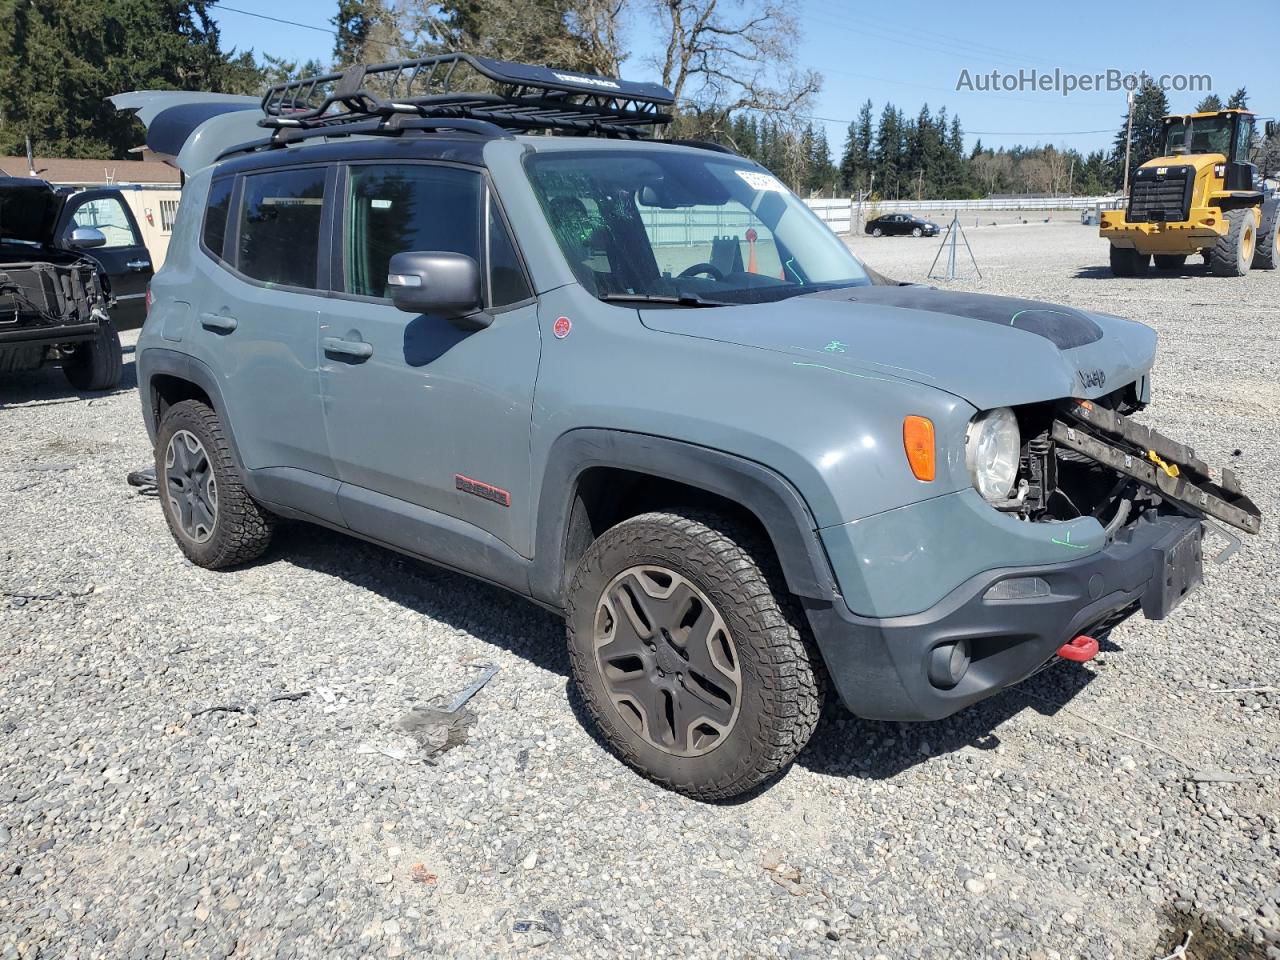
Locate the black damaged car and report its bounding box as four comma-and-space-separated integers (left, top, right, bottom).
0, 176, 123, 389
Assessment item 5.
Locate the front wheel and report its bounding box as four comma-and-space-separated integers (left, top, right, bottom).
155, 400, 274, 569
565, 510, 823, 800
872, 227, 883, 237
1109, 244, 1150, 277
912, 227, 923, 237
62, 317, 122, 391
1210, 209, 1255, 277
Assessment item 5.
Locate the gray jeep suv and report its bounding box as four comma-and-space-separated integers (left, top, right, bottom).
116, 56, 1260, 799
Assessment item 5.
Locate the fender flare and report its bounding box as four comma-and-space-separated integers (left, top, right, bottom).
529, 428, 839, 607
137, 347, 245, 470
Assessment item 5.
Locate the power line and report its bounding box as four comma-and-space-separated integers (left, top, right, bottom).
204, 1, 1117, 140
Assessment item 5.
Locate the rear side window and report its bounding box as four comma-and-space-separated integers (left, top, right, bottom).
344, 163, 481, 298
237, 168, 326, 288
202, 179, 233, 259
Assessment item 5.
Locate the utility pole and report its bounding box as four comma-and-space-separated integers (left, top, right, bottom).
1122, 90, 1135, 196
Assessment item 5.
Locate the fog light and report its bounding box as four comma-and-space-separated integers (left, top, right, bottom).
928, 640, 970, 689
984, 576, 1051, 601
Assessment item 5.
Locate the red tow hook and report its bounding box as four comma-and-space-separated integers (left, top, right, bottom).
1057, 634, 1099, 663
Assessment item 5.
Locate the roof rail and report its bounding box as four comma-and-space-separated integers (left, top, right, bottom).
260, 54, 675, 140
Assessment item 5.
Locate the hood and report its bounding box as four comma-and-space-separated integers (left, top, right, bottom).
0, 176, 64, 246
639, 285, 1157, 410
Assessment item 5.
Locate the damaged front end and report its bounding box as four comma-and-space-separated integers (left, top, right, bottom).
997, 389, 1261, 614
0, 259, 109, 374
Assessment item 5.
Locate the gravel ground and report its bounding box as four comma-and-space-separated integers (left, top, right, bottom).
2, 223, 1278, 960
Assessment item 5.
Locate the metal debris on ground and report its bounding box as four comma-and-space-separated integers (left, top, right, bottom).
398, 665, 499, 760
126, 466, 159, 496
1157, 931, 1192, 960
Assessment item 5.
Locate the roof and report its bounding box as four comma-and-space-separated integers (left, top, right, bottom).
0, 155, 180, 186
1164, 109, 1255, 120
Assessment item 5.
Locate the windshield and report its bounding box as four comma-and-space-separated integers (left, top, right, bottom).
524, 149, 869, 305
1164, 115, 1233, 156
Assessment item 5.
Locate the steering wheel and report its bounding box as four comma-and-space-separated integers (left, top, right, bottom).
677, 262, 724, 281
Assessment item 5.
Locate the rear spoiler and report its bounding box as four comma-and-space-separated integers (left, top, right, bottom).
108, 91, 262, 176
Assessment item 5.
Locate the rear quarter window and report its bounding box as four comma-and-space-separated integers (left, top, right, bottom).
202, 178, 233, 260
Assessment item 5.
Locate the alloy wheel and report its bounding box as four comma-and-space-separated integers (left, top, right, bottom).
594, 565, 742, 757
164, 429, 218, 543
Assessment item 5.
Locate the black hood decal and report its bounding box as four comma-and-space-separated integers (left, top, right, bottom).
808, 284, 1104, 350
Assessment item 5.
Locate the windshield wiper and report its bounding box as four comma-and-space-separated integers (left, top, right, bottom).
599, 293, 731, 308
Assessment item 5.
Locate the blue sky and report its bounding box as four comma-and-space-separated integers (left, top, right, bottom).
210, 0, 1278, 155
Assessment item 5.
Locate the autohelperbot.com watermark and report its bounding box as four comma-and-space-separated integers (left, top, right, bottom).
956, 68, 1212, 97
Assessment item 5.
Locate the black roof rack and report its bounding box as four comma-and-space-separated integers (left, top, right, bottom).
259, 53, 675, 141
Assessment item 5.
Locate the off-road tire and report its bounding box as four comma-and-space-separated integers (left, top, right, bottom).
1109, 245, 1149, 277
1210, 209, 1255, 277
1153, 254, 1187, 270
155, 400, 274, 569
62, 317, 122, 391
565, 509, 823, 800
1253, 214, 1278, 270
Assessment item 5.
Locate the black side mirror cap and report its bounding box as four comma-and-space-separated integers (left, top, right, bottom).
387, 251, 490, 329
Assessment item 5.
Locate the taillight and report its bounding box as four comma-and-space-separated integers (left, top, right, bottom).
145, 285, 154, 317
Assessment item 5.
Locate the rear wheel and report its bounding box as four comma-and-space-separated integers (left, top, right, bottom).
1210, 209, 1255, 277
1109, 245, 1150, 277
1153, 254, 1187, 270
155, 400, 274, 569
62, 317, 122, 391
565, 510, 823, 800
1253, 213, 1278, 270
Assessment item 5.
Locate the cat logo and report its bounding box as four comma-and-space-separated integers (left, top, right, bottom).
1156, 166, 1168, 175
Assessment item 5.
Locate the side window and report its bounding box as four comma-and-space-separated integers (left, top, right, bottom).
70, 196, 138, 247
344, 163, 481, 299
202, 178, 233, 260
488, 202, 532, 307
237, 167, 326, 288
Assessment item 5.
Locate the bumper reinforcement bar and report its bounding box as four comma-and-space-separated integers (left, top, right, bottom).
1052, 413, 1261, 535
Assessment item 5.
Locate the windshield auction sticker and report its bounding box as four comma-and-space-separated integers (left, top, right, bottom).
735, 170, 786, 192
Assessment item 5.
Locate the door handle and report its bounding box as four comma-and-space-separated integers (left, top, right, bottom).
126, 260, 152, 271
322, 336, 373, 360
199, 312, 238, 332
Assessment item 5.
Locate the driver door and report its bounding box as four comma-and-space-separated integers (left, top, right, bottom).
56, 189, 153, 329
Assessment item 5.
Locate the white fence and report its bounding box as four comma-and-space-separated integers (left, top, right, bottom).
804, 195, 1128, 234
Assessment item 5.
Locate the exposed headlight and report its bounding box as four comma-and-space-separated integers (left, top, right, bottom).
965, 407, 1020, 501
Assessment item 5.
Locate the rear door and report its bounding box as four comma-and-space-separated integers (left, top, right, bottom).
56, 189, 153, 329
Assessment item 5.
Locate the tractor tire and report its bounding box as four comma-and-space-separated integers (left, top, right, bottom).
1253, 214, 1278, 270
1153, 254, 1187, 270
1109, 245, 1150, 277
1210, 209, 1255, 277
62, 317, 122, 391
565, 509, 823, 800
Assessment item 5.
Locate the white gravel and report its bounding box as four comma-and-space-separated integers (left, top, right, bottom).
2, 223, 1278, 959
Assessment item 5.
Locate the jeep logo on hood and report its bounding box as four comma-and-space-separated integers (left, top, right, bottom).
1077, 368, 1106, 390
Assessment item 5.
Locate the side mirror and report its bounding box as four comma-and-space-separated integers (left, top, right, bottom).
69, 226, 107, 249
1266, 120, 1277, 139
387, 251, 489, 330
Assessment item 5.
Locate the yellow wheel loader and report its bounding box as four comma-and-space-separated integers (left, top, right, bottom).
1101, 109, 1279, 277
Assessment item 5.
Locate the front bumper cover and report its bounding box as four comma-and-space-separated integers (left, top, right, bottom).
806, 511, 1202, 722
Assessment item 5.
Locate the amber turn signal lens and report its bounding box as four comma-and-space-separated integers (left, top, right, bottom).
903, 416, 936, 482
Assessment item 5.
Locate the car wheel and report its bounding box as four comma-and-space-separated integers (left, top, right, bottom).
61, 317, 122, 391
872, 227, 882, 237
912, 227, 923, 237
565, 509, 824, 800
155, 399, 274, 569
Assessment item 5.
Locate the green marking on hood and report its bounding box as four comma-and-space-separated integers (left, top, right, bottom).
1050, 529, 1091, 550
